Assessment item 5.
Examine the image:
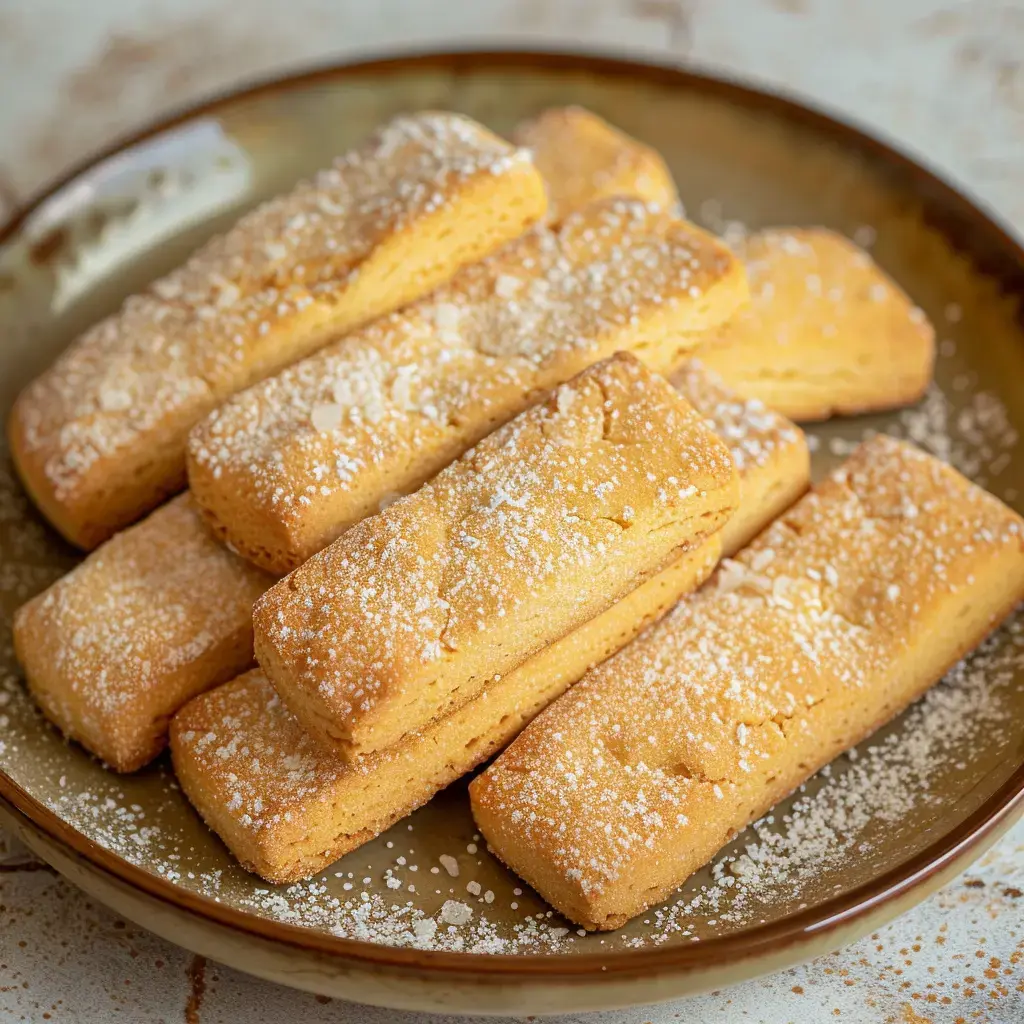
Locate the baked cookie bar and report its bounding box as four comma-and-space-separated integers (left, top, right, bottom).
188, 197, 748, 573
513, 106, 678, 223
470, 436, 1024, 929
698, 228, 935, 420
171, 366, 809, 881
9, 112, 546, 549
171, 544, 718, 882
13, 494, 272, 771
254, 354, 739, 760
512, 113, 933, 422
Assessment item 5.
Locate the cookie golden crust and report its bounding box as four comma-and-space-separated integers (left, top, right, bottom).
253, 354, 739, 761
470, 436, 1024, 931
13, 494, 272, 772
697, 228, 936, 421
513, 106, 679, 223
171, 542, 719, 883
517, 111, 932, 422
188, 197, 749, 574
9, 112, 547, 550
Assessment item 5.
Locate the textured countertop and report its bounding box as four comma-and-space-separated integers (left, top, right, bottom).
2, 1, 1024, 1022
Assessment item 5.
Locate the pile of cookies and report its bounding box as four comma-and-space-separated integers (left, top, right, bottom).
9, 107, 1024, 933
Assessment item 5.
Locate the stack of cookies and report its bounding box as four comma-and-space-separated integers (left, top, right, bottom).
10, 107, 1024, 932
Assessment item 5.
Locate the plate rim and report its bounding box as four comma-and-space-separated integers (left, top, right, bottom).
4, 759, 1024, 978
3, 45, 1024, 980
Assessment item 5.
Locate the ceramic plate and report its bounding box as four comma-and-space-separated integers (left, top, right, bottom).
1, 51, 1023, 1016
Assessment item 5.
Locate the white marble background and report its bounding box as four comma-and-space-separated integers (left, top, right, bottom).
2, 1, 1024, 1022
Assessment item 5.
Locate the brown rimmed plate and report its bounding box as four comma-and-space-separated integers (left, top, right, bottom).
1, 50, 1023, 1017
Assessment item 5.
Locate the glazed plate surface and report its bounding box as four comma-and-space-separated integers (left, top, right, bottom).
1, 51, 1023, 1016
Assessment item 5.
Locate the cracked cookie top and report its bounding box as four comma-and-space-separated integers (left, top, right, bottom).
252, 353, 738, 760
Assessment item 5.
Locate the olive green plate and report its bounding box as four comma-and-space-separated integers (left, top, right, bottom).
1, 51, 1023, 1016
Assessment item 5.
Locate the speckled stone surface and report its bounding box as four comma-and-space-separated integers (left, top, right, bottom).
1, 1, 1024, 1022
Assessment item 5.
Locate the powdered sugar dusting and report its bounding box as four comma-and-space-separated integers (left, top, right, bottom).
2, 172, 1024, 958
2, 407, 1024, 952
671, 359, 802, 473
472, 437, 1024, 927
890, 382, 1019, 484
13, 493, 272, 769
253, 354, 736, 755
17, 606, 1023, 954
640, 620, 1024, 945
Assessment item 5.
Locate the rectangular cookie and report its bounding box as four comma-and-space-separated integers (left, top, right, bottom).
187, 197, 749, 573
253, 353, 740, 760
9, 112, 547, 550
171, 541, 720, 883
170, 373, 807, 881
516, 113, 932, 422
13, 494, 273, 771
697, 228, 935, 420
470, 436, 1024, 930
513, 106, 679, 223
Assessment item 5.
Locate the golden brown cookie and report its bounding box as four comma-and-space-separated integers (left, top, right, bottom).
13, 494, 272, 771
253, 354, 739, 760
171, 541, 717, 883
514, 106, 678, 223
471, 436, 1024, 930
10, 112, 547, 549
15, 361, 802, 775
670, 359, 808, 555
170, 366, 810, 882
698, 228, 935, 421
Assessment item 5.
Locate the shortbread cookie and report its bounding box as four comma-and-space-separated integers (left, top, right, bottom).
189, 197, 748, 573
513, 106, 678, 223
670, 359, 808, 555
697, 228, 935, 421
471, 436, 1024, 930
9, 112, 546, 550
254, 354, 739, 760
13, 495, 272, 771
507, 119, 931, 422
172, 541, 719, 882
171, 367, 809, 881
